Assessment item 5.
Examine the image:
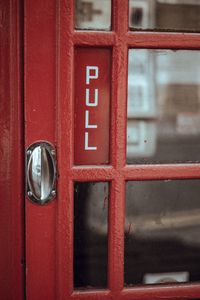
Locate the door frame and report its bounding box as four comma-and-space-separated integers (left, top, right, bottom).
0, 0, 24, 299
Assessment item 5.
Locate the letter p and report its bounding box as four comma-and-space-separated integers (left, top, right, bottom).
86, 66, 99, 84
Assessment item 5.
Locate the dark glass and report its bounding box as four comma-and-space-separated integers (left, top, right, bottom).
74, 182, 109, 289
75, 0, 111, 30
125, 180, 200, 286
129, 0, 200, 32
127, 49, 200, 164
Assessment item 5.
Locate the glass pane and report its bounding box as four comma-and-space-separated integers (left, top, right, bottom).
129, 0, 200, 32
127, 49, 200, 164
125, 180, 200, 286
75, 0, 111, 30
74, 182, 109, 289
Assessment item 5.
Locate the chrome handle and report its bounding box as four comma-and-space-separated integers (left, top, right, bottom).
26, 142, 56, 205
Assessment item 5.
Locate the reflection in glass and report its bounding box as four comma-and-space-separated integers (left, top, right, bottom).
74, 182, 109, 289
127, 49, 200, 164
129, 0, 200, 32
75, 0, 111, 30
125, 180, 200, 286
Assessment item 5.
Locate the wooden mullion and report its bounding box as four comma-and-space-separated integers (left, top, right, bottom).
108, 0, 129, 295
71, 166, 117, 181
72, 290, 111, 300
121, 284, 200, 300
122, 164, 200, 181
126, 32, 200, 49
73, 31, 116, 46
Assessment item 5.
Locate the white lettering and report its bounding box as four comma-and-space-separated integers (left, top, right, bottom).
86, 66, 99, 84
86, 88, 98, 106
85, 132, 97, 150
85, 110, 97, 129
83, 65, 99, 152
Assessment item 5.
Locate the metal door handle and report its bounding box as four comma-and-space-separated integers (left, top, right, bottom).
26, 142, 56, 205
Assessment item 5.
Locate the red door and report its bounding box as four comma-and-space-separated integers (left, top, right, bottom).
25, 0, 200, 300
0, 1, 24, 299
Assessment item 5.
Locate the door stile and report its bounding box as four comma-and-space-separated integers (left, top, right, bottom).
25, 1, 57, 299
56, 0, 74, 298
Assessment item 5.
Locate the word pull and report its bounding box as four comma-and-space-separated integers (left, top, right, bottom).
74, 48, 111, 165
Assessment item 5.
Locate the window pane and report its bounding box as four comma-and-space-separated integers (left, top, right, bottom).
74, 182, 109, 289
75, 0, 111, 30
127, 49, 200, 164
125, 180, 200, 286
129, 0, 200, 32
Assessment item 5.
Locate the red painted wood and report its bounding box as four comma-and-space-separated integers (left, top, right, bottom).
123, 164, 200, 180
26, 0, 200, 298
73, 31, 116, 46
121, 284, 200, 299
74, 48, 111, 165
72, 291, 112, 300
73, 31, 200, 50
0, 0, 24, 299
25, 0, 57, 299
70, 164, 200, 181
108, 0, 128, 294
127, 32, 200, 49
57, 0, 74, 297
